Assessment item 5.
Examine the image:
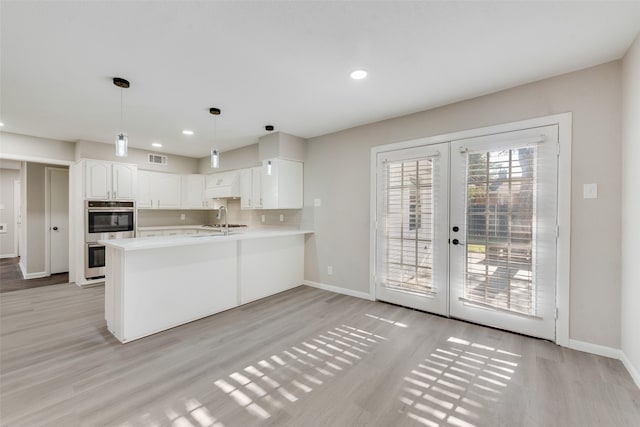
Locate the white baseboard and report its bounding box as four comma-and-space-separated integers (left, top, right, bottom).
18, 260, 27, 277
568, 339, 621, 359
18, 260, 48, 280
303, 280, 373, 301
619, 350, 640, 389
0, 253, 17, 259
21, 271, 48, 280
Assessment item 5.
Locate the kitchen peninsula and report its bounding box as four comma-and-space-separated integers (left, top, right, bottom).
101, 229, 312, 343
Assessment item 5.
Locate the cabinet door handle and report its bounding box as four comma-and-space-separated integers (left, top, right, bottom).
107, 191, 111, 200
114, 191, 117, 199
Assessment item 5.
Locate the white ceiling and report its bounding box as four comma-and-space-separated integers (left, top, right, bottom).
2, 1, 640, 158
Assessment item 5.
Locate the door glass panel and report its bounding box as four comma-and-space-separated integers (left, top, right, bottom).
464, 147, 536, 315
383, 157, 434, 295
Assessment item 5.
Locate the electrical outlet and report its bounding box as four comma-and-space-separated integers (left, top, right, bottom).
583, 183, 598, 199
261, 215, 266, 223
327, 266, 333, 275
180, 213, 186, 220
280, 214, 284, 222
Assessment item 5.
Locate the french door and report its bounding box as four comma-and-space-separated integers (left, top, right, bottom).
375, 144, 450, 315
375, 125, 559, 340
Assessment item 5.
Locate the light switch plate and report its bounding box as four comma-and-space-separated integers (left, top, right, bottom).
279, 214, 284, 222
314, 198, 322, 207
583, 183, 598, 199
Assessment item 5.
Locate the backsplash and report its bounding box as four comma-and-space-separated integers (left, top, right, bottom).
207, 199, 302, 228
137, 200, 303, 229
137, 210, 210, 227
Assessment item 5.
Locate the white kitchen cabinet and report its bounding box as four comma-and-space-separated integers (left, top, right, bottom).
137, 170, 181, 209
240, 167, 263, 209
261, 158, 303, 209
84, 159, 137, 200
182, 174, 225, 209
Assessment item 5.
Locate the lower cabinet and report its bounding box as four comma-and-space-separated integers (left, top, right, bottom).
238, 234, 304, 304
104, 233, 306, 343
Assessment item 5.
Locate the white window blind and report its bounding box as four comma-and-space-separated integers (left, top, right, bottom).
381, 155, 437, 295
462, 146, 539, 316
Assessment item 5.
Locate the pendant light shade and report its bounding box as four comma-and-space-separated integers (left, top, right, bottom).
113, 77, 130, 157
116, 133, 128, 157
211, 148, 219, 169
210, 107, 221, 169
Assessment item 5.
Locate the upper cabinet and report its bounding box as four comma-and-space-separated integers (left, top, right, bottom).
137, 170, 181, 209
261, 159, 303, 209
240, 167, 263, 210
84, 159, 137, 200
182, 174, 225, 209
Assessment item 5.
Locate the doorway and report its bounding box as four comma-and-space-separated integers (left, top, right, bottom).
373, 120, 566, 342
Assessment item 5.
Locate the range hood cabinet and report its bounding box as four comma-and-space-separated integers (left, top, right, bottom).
205, 171, 241, 199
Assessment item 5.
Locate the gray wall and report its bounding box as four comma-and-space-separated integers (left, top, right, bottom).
197, 144, 260, 173
303, 61, 622, 349
0, 167, 20, 257
621, 35, 640, 382
75, 140, 199, 174
0, 132, 75, 163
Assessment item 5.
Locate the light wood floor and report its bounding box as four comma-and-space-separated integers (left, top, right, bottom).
1, 284, 639, 427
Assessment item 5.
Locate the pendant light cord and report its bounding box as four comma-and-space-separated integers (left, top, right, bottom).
120, 88, 123, 133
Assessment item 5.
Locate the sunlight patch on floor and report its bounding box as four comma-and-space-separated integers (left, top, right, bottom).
400, 336, 521, 426
211, 324, 386, 422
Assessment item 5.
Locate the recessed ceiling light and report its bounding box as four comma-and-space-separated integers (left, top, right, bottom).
350, 69, 368, 80
152, 142, 162, 148
0, 122, 4, 127
182, 130, 194, 135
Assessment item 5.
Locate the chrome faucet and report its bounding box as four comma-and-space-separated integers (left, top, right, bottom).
216, 205, 229, 236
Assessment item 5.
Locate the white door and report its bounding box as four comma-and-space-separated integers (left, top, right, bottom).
449, 125, 558, 340
14, 180, 21, 257
375, 126, 559, 340
49, 168, 69, 274
375, 143, 450, 315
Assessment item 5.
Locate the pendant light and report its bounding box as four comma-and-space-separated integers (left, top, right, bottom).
113, 77, 130, 157
210, 107, 221, 169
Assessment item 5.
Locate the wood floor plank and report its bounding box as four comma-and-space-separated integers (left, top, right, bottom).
1, 283, 639, 426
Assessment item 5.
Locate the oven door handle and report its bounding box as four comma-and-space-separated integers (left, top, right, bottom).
87, 209, 135, 213
87, 242, 105, 247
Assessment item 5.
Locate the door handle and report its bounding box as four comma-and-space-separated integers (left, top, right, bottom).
52, 226, 59, 231
452, 238, 462, 245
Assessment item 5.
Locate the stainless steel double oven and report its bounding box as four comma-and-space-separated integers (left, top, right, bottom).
85, 201, 135, 279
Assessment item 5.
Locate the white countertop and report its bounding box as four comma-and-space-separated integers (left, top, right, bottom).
100, 228, 313, 251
